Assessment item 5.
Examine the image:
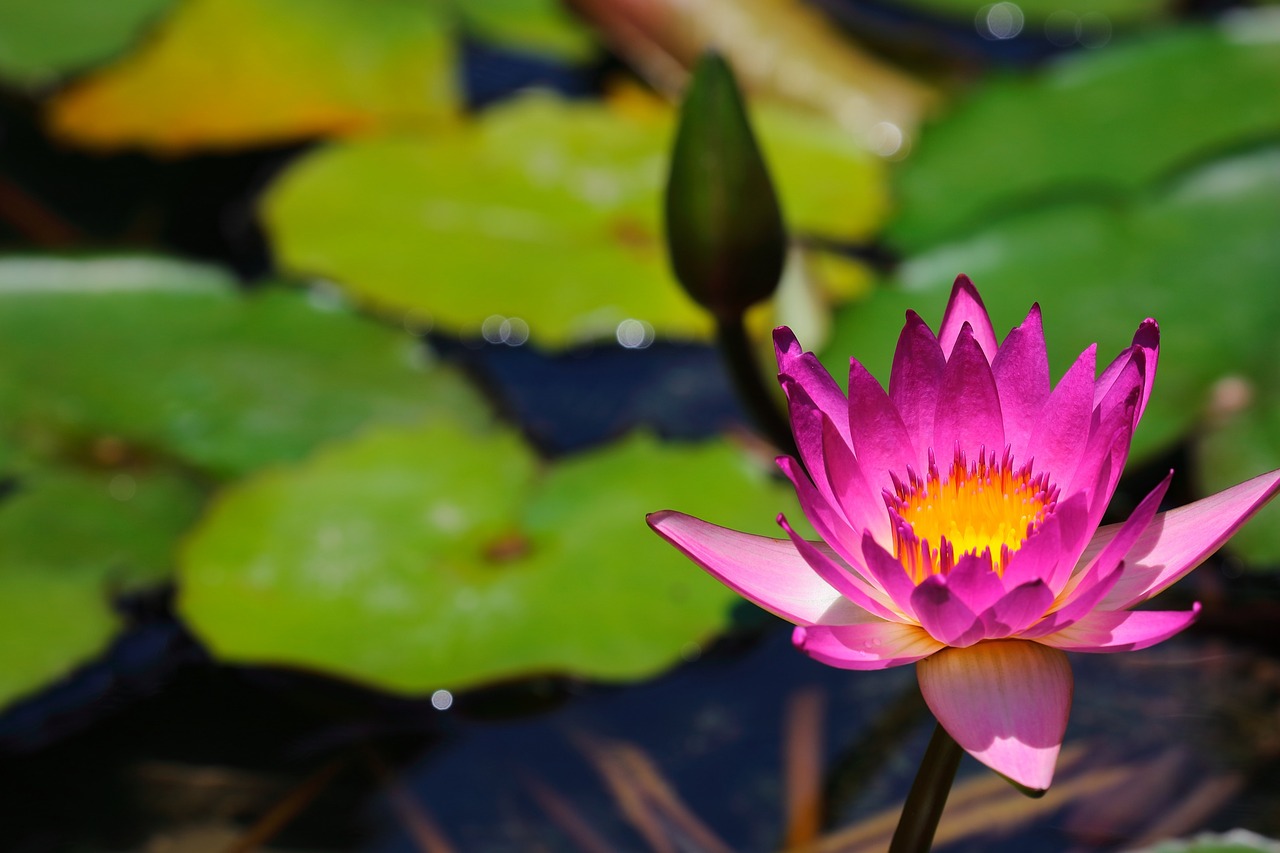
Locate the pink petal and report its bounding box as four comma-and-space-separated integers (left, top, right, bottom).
861, 535, 920, 618
917, 640, 1073, 792
647, 511, 871, 626
778, 514, 904, 622
820, 416, 891, 546
847, 359, 916, 489
980, 580, 1054, 638
1098, 468, 1280, 609
1055, 471, 1173, 608
794, 622, 944, 670
1023, 344, 1096, 484
1001, 492, 1087, 595
780, 381, 848, 518
911, 569, 985, 647
774, 327, 851, 446
932, 326, 1005, 458
1035, 606, 1200, 653
1095, 319, 1159, 427
888, 311, 946, 472
991, 304, 1051, 457
938, 274, 998, 362
777, 455, 862, 564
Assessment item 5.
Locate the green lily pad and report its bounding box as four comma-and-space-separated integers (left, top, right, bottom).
0, 0, 177, 87
823, 146, 1280, 467
456, 0, 598, 61
263, 92, 887, 346
178, 424, 796, 692
46, 0, 456, 153
891, 16, 1280, 250
902, 0, 1166, 27
0, 256, 488, 478
1126, 830, 1280, 853
0, 466, 205, 707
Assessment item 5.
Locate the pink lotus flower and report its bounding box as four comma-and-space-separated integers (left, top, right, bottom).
649, 275, 1280, 792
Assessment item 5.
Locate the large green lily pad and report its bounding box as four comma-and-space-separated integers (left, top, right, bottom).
891, 16, 1280, 250
456, 0, 598, 60
0, 466, 205, 707
0, 0, 177, 87
263, 92, 887, 346
0, 256, 488, 478
178, 424, 797, 692
822, 147, 1280, 471
46, 0, 456, 152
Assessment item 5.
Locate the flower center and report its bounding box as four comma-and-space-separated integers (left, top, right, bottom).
887, 448, 1056, 584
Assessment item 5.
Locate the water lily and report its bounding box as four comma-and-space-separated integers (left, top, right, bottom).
648, 275, 1280, 792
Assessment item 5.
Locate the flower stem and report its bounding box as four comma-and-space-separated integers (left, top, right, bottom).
715, 314, 798, 460
888, 723, 963, 853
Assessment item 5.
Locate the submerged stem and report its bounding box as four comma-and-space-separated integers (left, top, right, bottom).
888, 722, 962, 853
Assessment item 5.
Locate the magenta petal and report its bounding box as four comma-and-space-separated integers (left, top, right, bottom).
980, 580, 1054, 638
647, 511, 861, 626
1036, 605, 1200, 653
991, 304, 1050, 457
888, 311, 946, 471
795, 622, 944, 670
777, 455, 862, 564
939, 550, 1006, 615
911, 572, 985, 647
778, 514, 904, 622
933, 327, 1004, 457
1095, 320, 1159, 426
1023, 344, 1095, 485
847, 359, 915, 488
1099, 468, 1280, 609
774, 326, 852, 445
917, 640, 1073, 792
938, 274, 999, 361
861, 535, 920, 618
820, 416, 891, 546
780, 381, 847, 514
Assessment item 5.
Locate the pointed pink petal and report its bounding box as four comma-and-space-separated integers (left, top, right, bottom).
1095, 319, 1159, 427
1035, 606, 1200, 652
917, 640, 1073, 792
1056, 471, 1172, 607
820, 416, 891, 546
1000, 492, 1086, 595
1098, 468, 1280, 609
888, 311, 946, 472
1066, 380, 1139, 519
981, 580, 1055, 638
774, 326, 851, 445
777, 455, 862, 564
1023, 345, 1095, 485
911, 569, 985, 647
992, 304, 1050, 457
847, 359, 916, 488
794, 622, 944, 670
861, 535, 920, 618
938, 274, 998, 361
647, 511, 863, 626
933, 327, 1004, 457
938, 549, 1006, 615
780, 381, 847, 517
778, 514, 904, 622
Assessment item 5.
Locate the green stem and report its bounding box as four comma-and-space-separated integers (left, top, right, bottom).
888, 723, 963, 853
715, 314, 798, 461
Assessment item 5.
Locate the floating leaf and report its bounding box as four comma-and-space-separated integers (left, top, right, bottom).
179, 424, 796, 692
823, 147, 1280, 466
264, 92, 887, 346
891, 16, 1280, 249
455, 0, 598, 61
46, 0, 457, 153
0, 256, 488, 478
0, 0, 177, 87
0, 466, 204, 707
902, 0, 1166, 27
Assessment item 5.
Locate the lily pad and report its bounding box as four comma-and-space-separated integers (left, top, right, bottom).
823, 146, 1280, 467
902, 0, 1166, 27
0, 256, 488, 478
263, 92, 887, 346
891, 15, 1280, 250
0, 466, 205, 707
178, 424, 796, 692
0, 0, 176, 87
46, 0, 457, 153
456, 0, 598, 61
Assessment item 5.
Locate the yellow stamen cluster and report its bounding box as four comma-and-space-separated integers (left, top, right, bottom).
888, 448, 1055, 584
